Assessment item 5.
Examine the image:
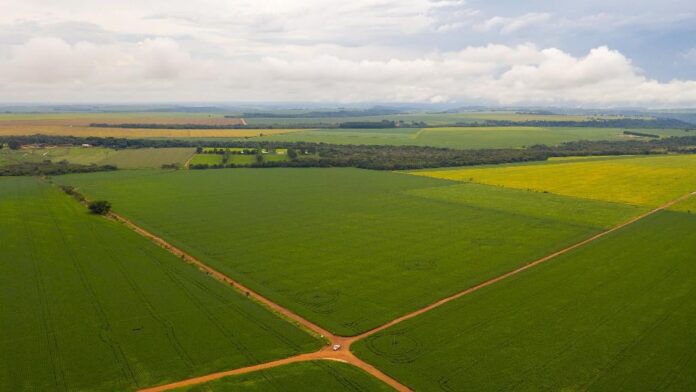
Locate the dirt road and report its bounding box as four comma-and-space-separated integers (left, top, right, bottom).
128, 191, 694, 392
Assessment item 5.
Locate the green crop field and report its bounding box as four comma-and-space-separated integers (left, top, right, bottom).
353, 210, 696, 391
189, 154, 224, 165
177, 361, 393, 391
55, 169, 641, 336
241, 111, 634, 127
229, 155, 258, 165
670, 195, 696, 213
0, 147, 195, 169
98, 148, 196, 169
0, 177, 320, 391
236, 126, 689, 149
0, 147, 117, 167
262, 154, 289, 163
413, 154, 696, 207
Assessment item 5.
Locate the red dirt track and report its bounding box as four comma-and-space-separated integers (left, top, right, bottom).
124, 191, 695, 392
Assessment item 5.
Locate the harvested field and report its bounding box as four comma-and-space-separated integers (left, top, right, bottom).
0, 125, 299, 138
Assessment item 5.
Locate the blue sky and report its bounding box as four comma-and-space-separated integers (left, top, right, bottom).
0, 0, 694, 106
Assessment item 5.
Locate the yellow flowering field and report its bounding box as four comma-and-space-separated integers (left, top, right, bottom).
411, 154, 696, 207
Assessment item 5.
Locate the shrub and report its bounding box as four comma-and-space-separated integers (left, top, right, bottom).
88, 200, 112, 215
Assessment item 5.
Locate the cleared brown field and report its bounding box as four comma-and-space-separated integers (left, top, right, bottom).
0, 125, 302, 138
0, 112, 306, 138
0, 113, 245, 126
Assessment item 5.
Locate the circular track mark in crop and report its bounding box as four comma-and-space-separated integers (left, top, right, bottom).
471, 238, 505, 247
365, 331, 423, 363
438, 375, 469, 392
401, 259, 437, 271
294, 290, 339, 313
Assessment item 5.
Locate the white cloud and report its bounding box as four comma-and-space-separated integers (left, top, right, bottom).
1, 38, 695, 106
0, 1, 695, 105
474, 12, 551, 35
0, 37, 211, 89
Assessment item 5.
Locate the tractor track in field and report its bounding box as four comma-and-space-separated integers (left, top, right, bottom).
113, 191, 694, 392
183, 151, 196, 169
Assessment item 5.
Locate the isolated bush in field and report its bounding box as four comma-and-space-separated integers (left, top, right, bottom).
88, 200, 111, 215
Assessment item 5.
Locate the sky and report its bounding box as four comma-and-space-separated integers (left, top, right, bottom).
1, 0, 695, 107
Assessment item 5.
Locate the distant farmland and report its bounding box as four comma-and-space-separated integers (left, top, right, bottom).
235, 126, 691, 149
0, 112, 301, 138
0, 146, 196, 169
1, 111, 689, 148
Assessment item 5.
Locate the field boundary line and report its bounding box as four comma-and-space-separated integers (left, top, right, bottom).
352, 190, 695, 339
122, 187, 692, 392
182, 150, 196, 169
108, 212, 336, 340
110, 212, 411, 391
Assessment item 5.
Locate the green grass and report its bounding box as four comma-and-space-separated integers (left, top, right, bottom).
0, 177, 321, 391
0, 147, 117, 167
670, 195, 696, 213
202, 147, 250, 153
177, 361, 393, 391
228, 155, 258, 165
98, 148, 195, 169
262, 154, 289, 163
353, 210, 696, 391
241, 112, 634, 127
190, 154, 224, 165
189, 153, 287, 166
238, 126, 689, 149
56, 169, 641, 336
0, 147, 195, 169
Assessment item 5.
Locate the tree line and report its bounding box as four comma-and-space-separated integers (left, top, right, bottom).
453, 117, 694, 129
88, 116, 693, 131
2, 134, 696, 171
0, 161, 117, 176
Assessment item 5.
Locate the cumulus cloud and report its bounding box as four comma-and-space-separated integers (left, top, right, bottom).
1, 38, 695, 106
0, 0, 695, 105
0, 37, 211, 87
